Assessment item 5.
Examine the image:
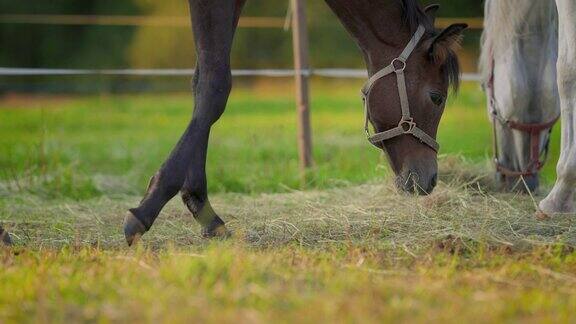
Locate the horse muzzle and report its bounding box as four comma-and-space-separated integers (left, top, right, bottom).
396, 169, 438, 195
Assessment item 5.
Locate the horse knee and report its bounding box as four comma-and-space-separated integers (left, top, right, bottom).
192, 63, 232, 125
557, 60, 576, 100
556, 157, 576, 185
196, 55, 232, 92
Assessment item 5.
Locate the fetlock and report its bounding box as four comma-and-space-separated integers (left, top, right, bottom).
182, 193, 230, 238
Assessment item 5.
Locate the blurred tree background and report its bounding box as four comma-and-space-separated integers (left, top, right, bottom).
0, 0, 483, 92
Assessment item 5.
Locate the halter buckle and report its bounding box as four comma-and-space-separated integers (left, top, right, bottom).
364, 126, 371, 139
399, 118, 416, 133
391, 58, 407, 72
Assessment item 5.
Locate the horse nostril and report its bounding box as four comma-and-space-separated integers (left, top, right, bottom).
396, 173, 415, 194
430, 173, 438, 190
396, 171, 430, 195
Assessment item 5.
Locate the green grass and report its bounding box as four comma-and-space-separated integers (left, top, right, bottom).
0, 81, 561, 200
0, 81, 573, 322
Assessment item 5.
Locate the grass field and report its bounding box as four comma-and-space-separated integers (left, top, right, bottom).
1, 80, 574, 322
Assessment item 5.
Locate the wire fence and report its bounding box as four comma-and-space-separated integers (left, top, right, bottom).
0, 14, 484, 29
0, 67, 482, 82
0, 13, 483, 83
0, 15, 287, 28
0, 13, 483, 95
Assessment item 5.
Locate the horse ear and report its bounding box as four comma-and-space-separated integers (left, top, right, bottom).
428, 23, 468, 64
424, 4, 440, 25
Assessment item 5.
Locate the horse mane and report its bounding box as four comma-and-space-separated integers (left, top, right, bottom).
479, 0, 558, 84
400, 0, 461, 92
400, 0, 432, 31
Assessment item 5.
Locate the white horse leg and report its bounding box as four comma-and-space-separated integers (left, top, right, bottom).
538, 0, 576, 217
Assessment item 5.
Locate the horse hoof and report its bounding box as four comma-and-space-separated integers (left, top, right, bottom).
535, 209, 550, 221
202, 224, 231, 239
0, 229, 12, 246
123, 211, 147, 246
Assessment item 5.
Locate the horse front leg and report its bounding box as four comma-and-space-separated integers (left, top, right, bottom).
180, 0, 247, 238
123, 0, 245, 244
538, 0, 576, 218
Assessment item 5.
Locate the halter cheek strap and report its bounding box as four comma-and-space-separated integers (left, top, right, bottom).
361, 25, 439, 152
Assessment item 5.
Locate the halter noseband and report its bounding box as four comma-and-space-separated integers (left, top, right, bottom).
361, 25, 439, 152
486, 54, 559, 178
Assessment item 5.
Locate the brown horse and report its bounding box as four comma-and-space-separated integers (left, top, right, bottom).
123, 0, 467, 245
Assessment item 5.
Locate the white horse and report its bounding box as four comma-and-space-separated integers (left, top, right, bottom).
481, 0, 576, 217
481, 1, 559, 192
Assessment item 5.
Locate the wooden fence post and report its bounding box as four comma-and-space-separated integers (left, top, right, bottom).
290, 0, 313, 182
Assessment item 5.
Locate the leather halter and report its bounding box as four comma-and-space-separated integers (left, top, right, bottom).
361, 25, 439, 152
486, 55, 559, 177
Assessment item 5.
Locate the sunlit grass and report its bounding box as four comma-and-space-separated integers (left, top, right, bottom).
0, 242, 576, 323
2, 242, 576, 322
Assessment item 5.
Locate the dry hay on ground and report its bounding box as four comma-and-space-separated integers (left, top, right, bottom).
2, 159, 575, 252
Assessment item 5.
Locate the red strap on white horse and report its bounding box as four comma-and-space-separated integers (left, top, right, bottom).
486, 51, 560, 177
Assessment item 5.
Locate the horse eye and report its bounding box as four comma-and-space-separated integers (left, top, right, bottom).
429, 92, 445, 106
